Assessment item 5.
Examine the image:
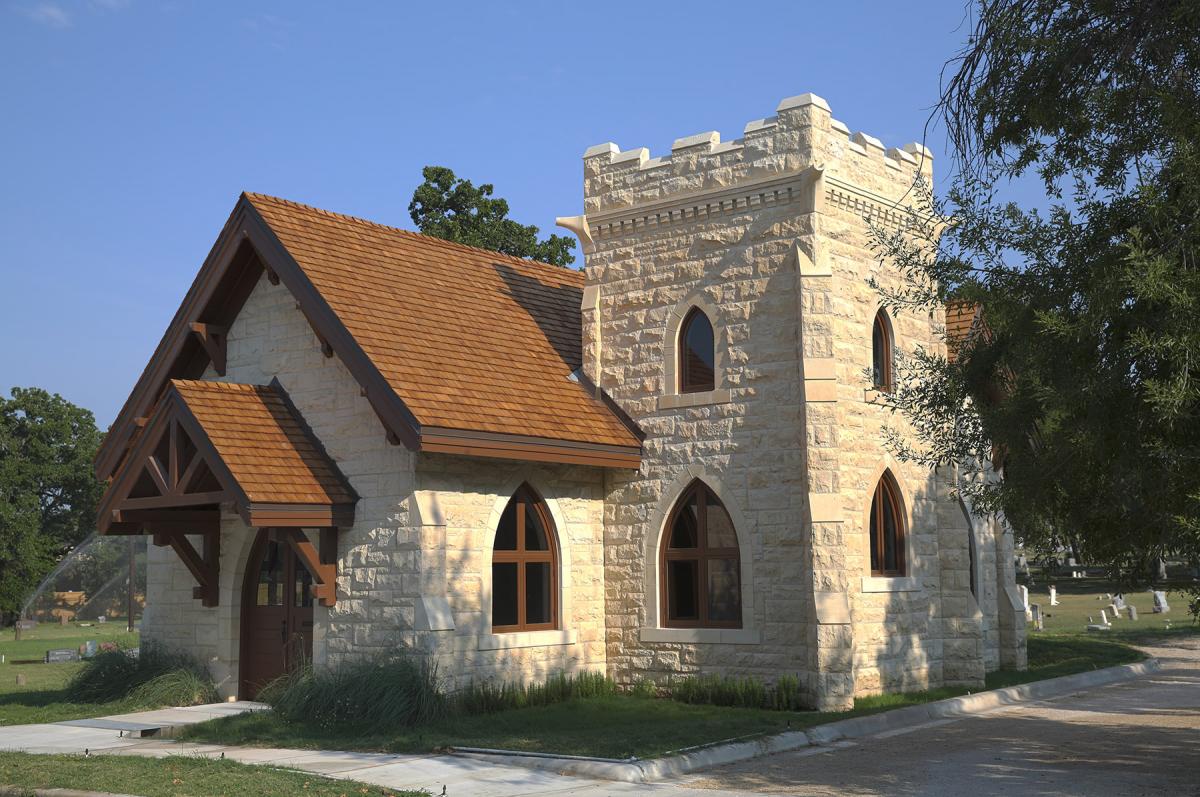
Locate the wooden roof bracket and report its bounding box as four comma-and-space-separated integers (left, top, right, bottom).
189, 322, 228, 376
271, 528, 338, 607
152, 529, 220, 607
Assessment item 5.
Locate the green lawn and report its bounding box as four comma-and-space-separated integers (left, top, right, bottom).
0, 621, 138, 663
0, 752, 424, 797
180, 633, 1150, 760
1023, 582, 1191, 634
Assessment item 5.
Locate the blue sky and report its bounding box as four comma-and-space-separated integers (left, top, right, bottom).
0, 0, 977, 427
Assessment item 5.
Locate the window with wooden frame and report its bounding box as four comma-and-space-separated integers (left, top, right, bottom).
661, 480, 741, 628
872, 309, 894, 392
491, 485, 558, 633
679, 307, 716, 393
869, 471, 905, 577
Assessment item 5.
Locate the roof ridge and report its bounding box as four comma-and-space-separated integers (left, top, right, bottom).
242, 192, 584, 284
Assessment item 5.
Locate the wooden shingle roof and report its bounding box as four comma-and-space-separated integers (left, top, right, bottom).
243, 193, 638, 451
170, 379, 355, 506
945, 301, 983, 364
94, 192, 642, 482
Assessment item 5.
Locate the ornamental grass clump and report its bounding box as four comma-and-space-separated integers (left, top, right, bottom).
669, 672, 806, 711
65, 641, 217, 707
452, 671, 616, 716
261, 653, 446, 731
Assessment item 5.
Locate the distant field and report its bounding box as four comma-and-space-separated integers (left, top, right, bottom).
0, 621, 138, 663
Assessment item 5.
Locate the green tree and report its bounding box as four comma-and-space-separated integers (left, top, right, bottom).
872, 0, 1200, 585
0, 388, 104, 617
408, 165, 576, 267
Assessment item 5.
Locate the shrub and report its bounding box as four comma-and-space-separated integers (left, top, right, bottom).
262, 653, 446, 730
452, 671, 616, 716
66, 641, 217, 707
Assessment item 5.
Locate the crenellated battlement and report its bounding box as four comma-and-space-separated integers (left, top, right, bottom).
580, 93, 933, 233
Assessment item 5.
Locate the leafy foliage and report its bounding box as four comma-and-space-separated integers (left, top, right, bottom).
870, 0, 1200, 585
408, 165, 576, 267
0, 388, 104, 616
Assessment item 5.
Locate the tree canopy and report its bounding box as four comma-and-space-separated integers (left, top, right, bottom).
873, 0, 1200, 583
408, 165, 576, 267
0, 387, 104, 616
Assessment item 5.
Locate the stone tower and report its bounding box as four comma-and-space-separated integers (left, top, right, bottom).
562, 93, 1024, 710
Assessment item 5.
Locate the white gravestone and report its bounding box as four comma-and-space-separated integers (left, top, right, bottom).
1030, 603, 1044, 631
1113, 594, 1127, 610
1153, 590, 1171, 613
1100, 609, 1112, 626
1127, 605, 1138, 621
1020, 585, 1031, 619
1050, 585, 1060, 606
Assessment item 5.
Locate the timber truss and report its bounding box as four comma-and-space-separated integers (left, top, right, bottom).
97, 382, 354, 608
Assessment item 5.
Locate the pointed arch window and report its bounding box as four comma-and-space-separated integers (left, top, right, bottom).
679, 308, 715, 393
492, 485, 558, 632
869, 472, 906, 577
961, 499, 978, 600
661, 480, 741, 628
872, 310, 894, 392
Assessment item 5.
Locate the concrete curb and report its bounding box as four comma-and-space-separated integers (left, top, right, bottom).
450, 657, 1161, 783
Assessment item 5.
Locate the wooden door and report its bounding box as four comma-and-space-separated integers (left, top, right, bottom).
240, 530, 314, 698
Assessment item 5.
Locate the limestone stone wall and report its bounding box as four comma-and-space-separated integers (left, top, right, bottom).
410, 455, 607, 690
141, 272, 417, 696
141, 271, 609, 696
578, 92, 1019, 708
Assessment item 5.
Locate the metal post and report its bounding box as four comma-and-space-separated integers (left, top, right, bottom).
127, 536, 135, 633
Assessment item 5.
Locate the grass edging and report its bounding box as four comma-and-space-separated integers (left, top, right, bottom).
450, 657, 1163, 783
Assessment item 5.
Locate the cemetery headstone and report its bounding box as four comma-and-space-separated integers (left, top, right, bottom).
15, 674, 26, 687
1020, 585, 1031, 619
97, 616, 106, 624
1050, 585, 1060, 606
82, 640, 98, 658
1127, 605, 1138, 621
1153, 590, 1171, 613
59, 615, 67, 626
45, 648, 79, 663
1100, 609, 1112, 626
1113, 594, 1127, 610
1030, 603, 1044, 631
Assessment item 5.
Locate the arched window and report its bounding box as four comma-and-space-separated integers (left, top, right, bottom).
961, 499, 978, 600
679, 308, 715, 393
869, 472, 905, 577
872, 309, 894, 391
661, 480, 741, 627
492, 485, 557, 632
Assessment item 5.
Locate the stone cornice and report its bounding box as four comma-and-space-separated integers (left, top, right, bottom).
588, 166, 824, 240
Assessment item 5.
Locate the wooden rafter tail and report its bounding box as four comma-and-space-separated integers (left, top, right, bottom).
189, 322, 228, 376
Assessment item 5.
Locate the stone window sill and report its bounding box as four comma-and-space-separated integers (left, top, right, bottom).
658, 388, 732, 411
639, 627, 761, 645
861, 576, 921, 593
477, 629, 577, 651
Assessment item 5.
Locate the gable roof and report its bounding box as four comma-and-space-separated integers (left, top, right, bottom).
99, 379, 356, 534
171, 379, 356, 506
95, 193, 642, 481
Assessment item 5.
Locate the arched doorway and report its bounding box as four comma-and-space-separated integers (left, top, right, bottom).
239, 530, 314, 697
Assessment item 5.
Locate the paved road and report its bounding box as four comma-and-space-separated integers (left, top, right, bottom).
682, 638, 1200, 797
